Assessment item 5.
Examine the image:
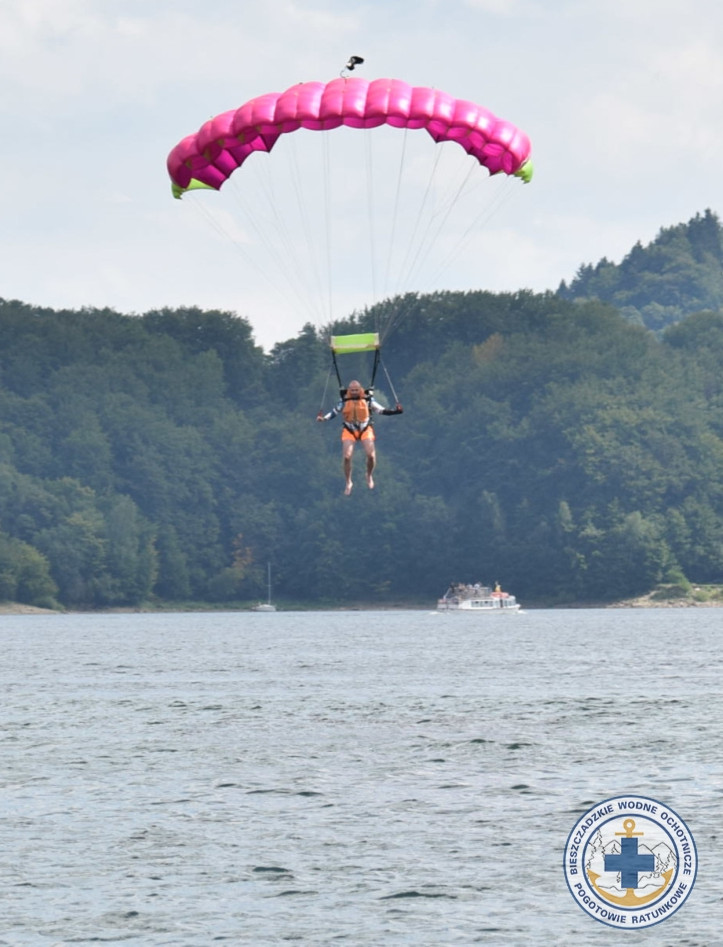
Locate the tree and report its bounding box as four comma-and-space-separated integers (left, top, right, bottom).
0, 531, 58, 607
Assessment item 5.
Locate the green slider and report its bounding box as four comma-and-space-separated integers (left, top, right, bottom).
330, 332, 380, 354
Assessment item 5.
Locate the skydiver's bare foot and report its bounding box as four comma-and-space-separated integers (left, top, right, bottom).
366, 473, 375, 490
344, 481, 353, 496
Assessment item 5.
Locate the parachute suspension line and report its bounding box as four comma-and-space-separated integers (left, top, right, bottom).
360, 129, 441, 348
408, 158, 478, 284
379, 292, 420, 346
321, 133, 335, 327
396, 146, 476, 293
375, 128, 434, 347
364, 132, 379, 315
186, 190, 318, 325
283, 132, 332, 324
378, 351, 400, 404
223, 133, 329, 329
187, 197, 241, 246
376, 148, 524, 336
393, 142, 446, 293
420, 174, 519, 289
246, 164, 316, 312
217, 160, 320, 327
381, 127, 411, 303
319, 360, 335, 411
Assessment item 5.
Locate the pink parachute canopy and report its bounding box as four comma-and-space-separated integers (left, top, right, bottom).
167, 77, 532, 197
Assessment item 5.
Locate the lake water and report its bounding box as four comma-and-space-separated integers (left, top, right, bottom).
1, 608, 721, 945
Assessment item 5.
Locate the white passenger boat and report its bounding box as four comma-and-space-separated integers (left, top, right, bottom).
437, 582, 520, 612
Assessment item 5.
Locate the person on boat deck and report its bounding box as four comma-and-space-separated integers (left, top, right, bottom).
317, 379, 402, 495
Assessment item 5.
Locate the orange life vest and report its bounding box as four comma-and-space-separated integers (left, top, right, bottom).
342, 394, 372, 436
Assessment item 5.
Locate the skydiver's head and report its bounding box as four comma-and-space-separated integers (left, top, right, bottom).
347, 380, 364, 399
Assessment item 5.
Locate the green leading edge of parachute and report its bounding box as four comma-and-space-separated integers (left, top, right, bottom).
172, 179, 215, 200
514, 159, 534, 184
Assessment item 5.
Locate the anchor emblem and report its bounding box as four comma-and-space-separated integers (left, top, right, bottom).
587, 818, 675, 907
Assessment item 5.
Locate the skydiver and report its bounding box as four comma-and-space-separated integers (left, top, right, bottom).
317, 379, 402, 495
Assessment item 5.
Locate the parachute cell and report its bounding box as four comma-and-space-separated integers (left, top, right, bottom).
167, 77, 533, 198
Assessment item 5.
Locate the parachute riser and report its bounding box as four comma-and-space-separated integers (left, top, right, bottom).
331, 347, 344, 390
328, 330, 399, 408
329, 331, 380, 393
331, 346, 380, 397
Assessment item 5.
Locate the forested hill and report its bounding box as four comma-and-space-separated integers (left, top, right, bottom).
557, 209, 723, 332
1, 279, 722, 610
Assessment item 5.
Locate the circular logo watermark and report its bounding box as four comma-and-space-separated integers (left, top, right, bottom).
563, 794, 697, 930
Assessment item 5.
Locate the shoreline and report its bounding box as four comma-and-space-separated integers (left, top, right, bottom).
1, 594, 722, 616
0, 603, 59, 615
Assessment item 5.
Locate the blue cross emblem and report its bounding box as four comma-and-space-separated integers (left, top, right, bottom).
605, 819, 655, 888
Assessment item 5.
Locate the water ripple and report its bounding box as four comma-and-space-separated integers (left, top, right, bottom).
0, 608, 720, 944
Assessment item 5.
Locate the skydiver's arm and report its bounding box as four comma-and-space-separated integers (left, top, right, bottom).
317, 400, 344, 421
370, 399, 403, 416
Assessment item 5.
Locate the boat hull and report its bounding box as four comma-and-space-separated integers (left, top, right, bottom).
437, 600, 520, 612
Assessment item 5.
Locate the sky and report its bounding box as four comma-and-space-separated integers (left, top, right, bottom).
2, 0, 723, 351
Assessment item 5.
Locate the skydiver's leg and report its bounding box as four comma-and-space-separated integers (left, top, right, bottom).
342, 440, 355, 495
363, 438, 376, 490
